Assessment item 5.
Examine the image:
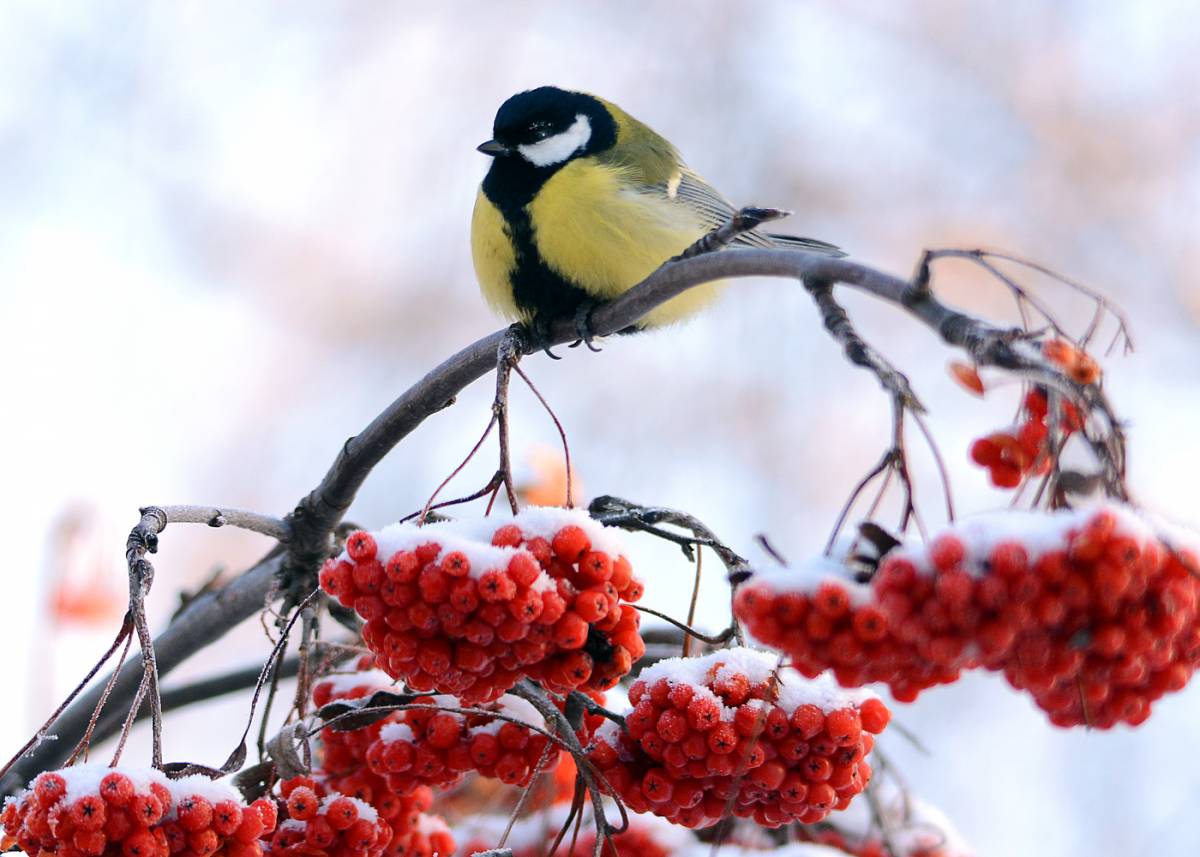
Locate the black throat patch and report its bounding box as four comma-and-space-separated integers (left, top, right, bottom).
481, 157, 595, 321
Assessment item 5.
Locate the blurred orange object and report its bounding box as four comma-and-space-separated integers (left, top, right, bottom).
45, 503, 125, 627
518, 444, 581, 508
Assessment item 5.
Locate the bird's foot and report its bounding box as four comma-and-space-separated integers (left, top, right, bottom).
525, 313, 561, 360
567, 301, 602, 352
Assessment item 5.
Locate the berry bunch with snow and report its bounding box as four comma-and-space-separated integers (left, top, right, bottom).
312, 662, 403, 790
969, 387, 1082, 489
733, 554, 962, 702
587, 648, 890, 829
268, 777, 393, 857
366, 693, 563, 792
1, 765, 277, 857
320, 509, 644, 704
877, 503, 1200, 726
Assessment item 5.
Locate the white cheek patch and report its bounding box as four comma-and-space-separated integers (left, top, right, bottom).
517, 114, 592, 167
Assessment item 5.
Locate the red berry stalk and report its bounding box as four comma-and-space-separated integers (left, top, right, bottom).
587, 649, 890, 829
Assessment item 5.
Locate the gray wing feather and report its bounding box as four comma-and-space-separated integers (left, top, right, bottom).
672, 168, 845, 256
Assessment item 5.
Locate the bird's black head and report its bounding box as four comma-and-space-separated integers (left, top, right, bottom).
477, 87, 617, 169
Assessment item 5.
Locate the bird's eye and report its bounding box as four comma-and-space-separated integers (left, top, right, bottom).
528, 120, 553, 139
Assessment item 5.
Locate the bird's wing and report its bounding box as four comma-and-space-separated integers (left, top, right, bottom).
671, 167, 845, 256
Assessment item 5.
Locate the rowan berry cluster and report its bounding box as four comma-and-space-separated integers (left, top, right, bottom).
1, 766, 277, 857
587, 649, 890, 829
268, 777, 395, 857
737, 503, 1200, 727
969, 388, 1081, 489
366, 694, 563, 792
733, 561, 961, 702
1041, 338, 1101, 385
320, 509, 645, 705
307, 667, 454, 857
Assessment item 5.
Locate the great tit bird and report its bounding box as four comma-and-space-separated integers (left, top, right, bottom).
471, 86, 842, 341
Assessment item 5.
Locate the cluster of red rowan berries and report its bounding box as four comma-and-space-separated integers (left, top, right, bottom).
1041, 338, 1101, 385
320, 510, 645, 705
2, 766, 277, 857
733, 563, 962, 703
737, 504, 1200, 728
586, 649, 890, 829
268, 777, 397, 857
366, 694, 562, 792
969, 388, 1082, 489
308, 666, 455, 857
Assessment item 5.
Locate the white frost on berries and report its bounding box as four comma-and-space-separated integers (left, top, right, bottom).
414, 812, 450, 835
51, 763, 169, 803
639, 648, 877, 712
319, 793, 377, 823
465, 694, 544, 736
490, 506, 627, 558
164, 773, 244, 813
896, 502, 1158, 577
346, 522, 544, 583
597, 649, 878, 752
375, 693, 543, 740
743, 542, 876, 605
315, 669, 398, 698
377, 721, 416, 744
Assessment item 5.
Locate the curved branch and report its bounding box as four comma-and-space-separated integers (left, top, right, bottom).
286, 246, 1114, 585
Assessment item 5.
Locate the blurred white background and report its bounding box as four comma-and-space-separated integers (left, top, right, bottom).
2, 2, 1198, 855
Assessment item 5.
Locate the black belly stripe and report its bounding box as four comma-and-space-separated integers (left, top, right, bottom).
483, 158, 595, 321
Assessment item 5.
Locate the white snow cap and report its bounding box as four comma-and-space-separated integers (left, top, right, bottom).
897, 501, 1165, 578
745, 539, 875, 604
316, 668, 398, 698
29, 764, 244, 814
319, 793, 377, 823
339, 507, 624, 586
595, 649, 877, 748
376, 693, 544, 742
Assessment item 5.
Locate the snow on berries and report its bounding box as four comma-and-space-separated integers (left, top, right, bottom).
269, 776, 398, 857
969, 388, 1082, 489
2, 765, 277, 857
321, 508, 645, 704
738, 502, 1200, 728
366, 693, 563, 792
734, 553, 962, 702
586, 648, 890, 829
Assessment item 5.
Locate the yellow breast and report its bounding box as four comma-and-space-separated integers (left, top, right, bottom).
528, 160, 724, 328
470, 188, 520, 319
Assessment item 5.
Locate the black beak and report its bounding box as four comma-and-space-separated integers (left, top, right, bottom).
476, 139, 511, 157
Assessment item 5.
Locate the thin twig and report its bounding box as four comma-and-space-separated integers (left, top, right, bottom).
683, 548, 703, 657
513, 362, 575, 508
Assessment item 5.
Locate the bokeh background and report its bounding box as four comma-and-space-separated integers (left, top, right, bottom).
2, 2, 1198, 855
